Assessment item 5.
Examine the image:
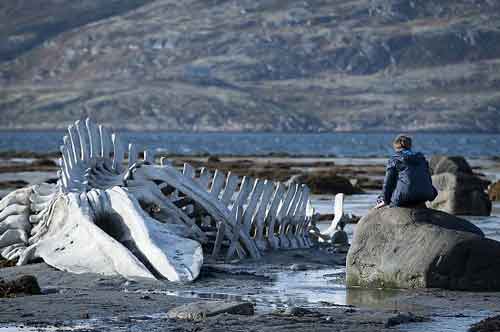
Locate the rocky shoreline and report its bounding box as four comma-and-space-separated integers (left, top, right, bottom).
0, 154, 499, 331
1, 250, 500, 332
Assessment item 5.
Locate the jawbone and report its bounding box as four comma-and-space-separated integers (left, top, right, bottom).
103, 187, 203, 282
28, 188, 202, 282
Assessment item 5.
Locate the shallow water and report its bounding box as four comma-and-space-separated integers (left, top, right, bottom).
399, 310, 494, 332
126, 267, 350, 312
1, 131, 500, 158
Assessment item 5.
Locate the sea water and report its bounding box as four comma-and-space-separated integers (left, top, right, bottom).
0, 131, 499, 158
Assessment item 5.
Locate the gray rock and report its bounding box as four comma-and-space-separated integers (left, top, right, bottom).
428, 156, 491, 216
0, 275, 41, 297
470, 315, 500, 332
283, 306, 321, 317
346, 207, 500, 291
331, 230, 349, 246
430, 172, 491, 216
167, 301, 254, 320
430, 155, 473, 175
289, 263, 308, 271
385, 312, 425, 327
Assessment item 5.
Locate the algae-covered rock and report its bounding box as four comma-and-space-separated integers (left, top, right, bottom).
0, 275, 41, 297
293, 172, 361, 195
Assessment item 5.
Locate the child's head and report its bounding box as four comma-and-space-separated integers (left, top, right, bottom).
393, 134, 412, 151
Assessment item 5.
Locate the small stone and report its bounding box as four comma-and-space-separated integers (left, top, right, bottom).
140, 295, 152, 300
283, 306, 320, 317
470, 315, 500, 332
0, 275, 41, 297
289, 263, 308, 271
331, 230, 348, 246
385, 312, 425, 327
123, 280, 136, 287
42, 287, 59, 294
167, 301, 254, 320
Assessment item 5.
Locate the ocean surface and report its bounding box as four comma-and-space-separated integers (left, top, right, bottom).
0, 131, 499, 157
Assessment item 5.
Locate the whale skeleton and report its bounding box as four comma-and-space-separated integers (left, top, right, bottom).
0, 119, 337, 282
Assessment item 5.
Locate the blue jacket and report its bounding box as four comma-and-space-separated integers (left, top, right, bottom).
381, 149, 438, 207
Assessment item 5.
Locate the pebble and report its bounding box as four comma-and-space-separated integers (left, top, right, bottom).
289, 263, 308, 271
385, 312, 425, 327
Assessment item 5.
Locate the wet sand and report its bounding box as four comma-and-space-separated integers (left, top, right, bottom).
1, 250, 500, 332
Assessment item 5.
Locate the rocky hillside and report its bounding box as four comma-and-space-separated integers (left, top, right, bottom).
1, 0, 500, 131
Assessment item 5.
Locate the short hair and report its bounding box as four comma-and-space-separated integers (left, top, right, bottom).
393, 134, 412, 150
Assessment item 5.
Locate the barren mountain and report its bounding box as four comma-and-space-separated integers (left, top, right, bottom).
1, 0, 500, 131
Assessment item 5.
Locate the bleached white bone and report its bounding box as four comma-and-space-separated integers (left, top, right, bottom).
112, 133, 124, 172
0, 229, 28, 248
125, 179, 207, 243
30, 192, 54, 205
266, 183, 286, 249
221, 173, 239, 204
321, 193, 345, 239
27, 193, 156, 280
198, 168, 211, 189
0, 187, 32, 211
86, 118, 101, 161
0, 215, 31, 234
132, 165, 260, 259
76, 120, 90, 162
253, 180, 275, 251
242, 179, 265, 232
1, 243, 25, 258
0, 204, 29, 221
105, 187, 203, 282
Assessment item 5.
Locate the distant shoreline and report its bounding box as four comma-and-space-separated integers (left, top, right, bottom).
0, 131, 498, 158
0, 128, 499, 135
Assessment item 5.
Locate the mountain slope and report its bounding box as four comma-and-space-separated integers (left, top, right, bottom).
1, 0, 500, 131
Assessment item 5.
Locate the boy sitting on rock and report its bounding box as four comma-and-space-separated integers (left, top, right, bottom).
375, 134, 437, 209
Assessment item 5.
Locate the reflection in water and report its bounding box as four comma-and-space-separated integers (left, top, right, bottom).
130, 268, 351, 312
129, 267, 408, 313
346, 287, 406, 309
399, 310, 493, 332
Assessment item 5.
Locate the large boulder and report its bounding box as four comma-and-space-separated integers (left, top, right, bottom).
346, 207, 500, 291
292, 172, 361, 195
428, 156, 491, 216
429, 155, 473, 175
430, 172, 492, 216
